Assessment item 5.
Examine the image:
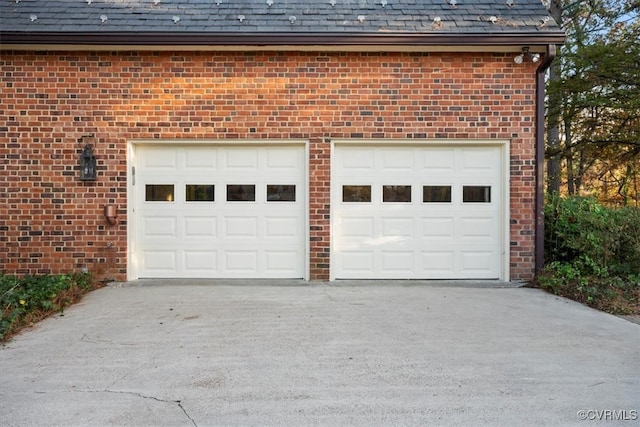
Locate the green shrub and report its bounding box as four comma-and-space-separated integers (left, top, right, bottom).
541, 195, 640, 314
544, 194, 640, 274
1, 273, 94, 342
538, 260, 640, 314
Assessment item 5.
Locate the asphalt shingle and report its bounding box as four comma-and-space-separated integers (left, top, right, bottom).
0, 0, 561, 34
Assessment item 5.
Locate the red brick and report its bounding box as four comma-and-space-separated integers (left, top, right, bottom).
0, 51, 538, 282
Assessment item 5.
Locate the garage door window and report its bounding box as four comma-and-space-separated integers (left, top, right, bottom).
463, 186, 491, 203
267, 185, 296, 202
145, 184, 174, 202
186, 184, 215, 202
423, 185, 452, 203
343, 185, 371, 203
383, 185, 411, 203
227, 185, 255, 202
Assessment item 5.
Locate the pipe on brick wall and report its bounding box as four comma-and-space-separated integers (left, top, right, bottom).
535, 44, 557, 274
104, 204, 118, 226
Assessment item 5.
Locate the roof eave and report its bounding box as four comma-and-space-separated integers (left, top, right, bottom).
0, 31, 566, 50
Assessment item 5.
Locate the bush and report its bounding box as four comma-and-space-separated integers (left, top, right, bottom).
540, 195, 640, 314
538, 259, 640, 314
0, 273, 95, 342
544, 194, 640, 273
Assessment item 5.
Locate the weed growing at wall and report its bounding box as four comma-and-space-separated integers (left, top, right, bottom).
539, 195, 640, 314
0, 273, 97, 342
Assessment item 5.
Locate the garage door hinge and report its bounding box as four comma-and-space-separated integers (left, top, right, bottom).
132, 166, 135, 186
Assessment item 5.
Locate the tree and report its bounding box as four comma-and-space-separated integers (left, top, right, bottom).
545, 0, 640, 205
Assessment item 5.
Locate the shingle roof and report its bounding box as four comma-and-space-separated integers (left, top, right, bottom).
0, 0, 563, 46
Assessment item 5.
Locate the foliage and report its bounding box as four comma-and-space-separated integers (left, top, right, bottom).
538, 261, 639, 314
546, 0, 640, 205
540, 195, 640, 314
0, 273, 95, 342
544, 194, 640, 272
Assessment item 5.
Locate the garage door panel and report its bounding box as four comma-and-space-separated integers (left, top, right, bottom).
224, 149, 259, 170
421, 217, 454, 238
461, 149, 496, 171
422, 149, 454, 172
184, 251, 217, 271
224, 216, 258, 238
340, 148, 375, 171
143, 217, 177, 237
334, 144, 504, 279
341, 217, 374, 237
266, 148, 300, 170
381, 217, 413, 237
225, 251, 258, 271
184, 216, 217, 238
184, 147, 217, 169
341, 251, 374, 272
266, 251, 300, 272
142, 147, 177, 170
136, 145, 305, 279
381, 149, 414, 171
143, 251, 177, 272
460, 217, 495, 238
461, 251, 497, 273
265, 216, 298, 237
421, 251, 455, 274
381, 251, 414, 272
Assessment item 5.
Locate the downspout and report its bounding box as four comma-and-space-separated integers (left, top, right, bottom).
535, 44, 557, 274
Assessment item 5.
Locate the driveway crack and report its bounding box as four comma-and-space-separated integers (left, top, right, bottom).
70, 389, 197, 426
176, 400, 197, 426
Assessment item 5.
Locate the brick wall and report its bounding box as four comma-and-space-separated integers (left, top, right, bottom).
0, 50, 539, 282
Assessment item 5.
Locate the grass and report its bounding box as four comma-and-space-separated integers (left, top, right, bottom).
0, 273, 102, 343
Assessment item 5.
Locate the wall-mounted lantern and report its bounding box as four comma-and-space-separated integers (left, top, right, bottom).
79, 134, 97, 181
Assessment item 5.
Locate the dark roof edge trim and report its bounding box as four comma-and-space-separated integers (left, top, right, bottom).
0, 31, 566, 47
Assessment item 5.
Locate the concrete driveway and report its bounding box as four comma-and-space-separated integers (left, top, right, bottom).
1, 281, 638, 426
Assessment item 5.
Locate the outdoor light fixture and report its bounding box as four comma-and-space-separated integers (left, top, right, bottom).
514, 47, 541, 64
513, 52, 525, 64
79, 134, 97, 181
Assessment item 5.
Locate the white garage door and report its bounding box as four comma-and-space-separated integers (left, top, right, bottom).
134, 144, 305, 279
332, 144, 505, 279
